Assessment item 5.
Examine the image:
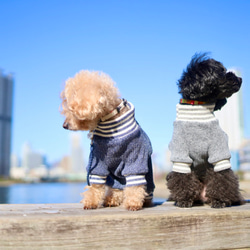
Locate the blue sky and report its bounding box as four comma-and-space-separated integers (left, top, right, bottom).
1, 0, 250, 167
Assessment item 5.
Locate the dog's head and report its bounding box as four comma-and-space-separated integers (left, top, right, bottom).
178, 53, 242, 110
60, 70, 120, 131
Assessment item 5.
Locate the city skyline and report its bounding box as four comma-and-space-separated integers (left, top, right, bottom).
10, 132, 86, 181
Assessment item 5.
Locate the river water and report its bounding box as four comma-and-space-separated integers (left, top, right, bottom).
0, 182, 87, 204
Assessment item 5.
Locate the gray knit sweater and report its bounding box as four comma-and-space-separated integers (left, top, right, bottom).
87, 102, 155, 197
169, 103, 231, 174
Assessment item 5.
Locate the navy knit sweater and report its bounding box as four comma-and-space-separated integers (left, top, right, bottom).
87, 101, 155, 198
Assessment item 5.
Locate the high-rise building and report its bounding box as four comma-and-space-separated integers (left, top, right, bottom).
0, 72, 14, 177
70, 133, 84, 174
215, 69, 244, 170
21, 142, 45, 170
215, 89, 244, 151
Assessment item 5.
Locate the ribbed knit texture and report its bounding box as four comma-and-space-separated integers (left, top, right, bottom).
169, 103, 231, 174
176, 103, 216, 122
93, 102, 139, 138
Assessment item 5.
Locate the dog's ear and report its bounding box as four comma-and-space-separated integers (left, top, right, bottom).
67, 101, 85, 119
214, 98, 227, 111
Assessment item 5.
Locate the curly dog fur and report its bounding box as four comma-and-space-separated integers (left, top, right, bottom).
167, 53, 244, 208
60, 70, 154, 211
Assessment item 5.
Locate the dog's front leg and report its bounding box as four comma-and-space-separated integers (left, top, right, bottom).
123, 185, 147, 211
81, 184, 106, 209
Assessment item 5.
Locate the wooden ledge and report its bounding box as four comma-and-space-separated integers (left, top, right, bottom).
1, 202, 250, 249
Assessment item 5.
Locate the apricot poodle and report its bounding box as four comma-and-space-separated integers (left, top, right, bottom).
60, 70, 155, 211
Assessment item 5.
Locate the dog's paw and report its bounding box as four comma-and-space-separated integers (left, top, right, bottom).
104, 197, 122, 207
81, 199, 100, 210
83, 204, 98, 210
211, 200, 230, 208
175, 200, 193, 208
123, 199, 143, 211
82, 203, 99, 210
125, 204, 143, 211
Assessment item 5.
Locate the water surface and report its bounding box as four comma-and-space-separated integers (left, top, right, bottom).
0, 182, 86, 204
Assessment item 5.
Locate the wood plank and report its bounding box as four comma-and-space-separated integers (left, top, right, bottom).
0, 202, 250, 249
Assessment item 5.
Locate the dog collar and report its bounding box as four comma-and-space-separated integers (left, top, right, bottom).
101, 99, 127, 122
180, 99, 207, 105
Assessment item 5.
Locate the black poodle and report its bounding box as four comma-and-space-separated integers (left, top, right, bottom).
166, 53, 245, 208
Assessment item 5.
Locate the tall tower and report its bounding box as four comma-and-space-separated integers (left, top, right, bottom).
70, 133, 84, 174
0, 72, 14, 177
215, 89, 244, 150
215, 69, 244, 150
215, 69, 244, 170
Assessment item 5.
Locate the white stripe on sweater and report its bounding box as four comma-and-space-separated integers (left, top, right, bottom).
93, 102, 139, 138
213, 159, 231, 172
89, 175, 107, 184
126, 175, 147, 186
176, 104, 216, 122
172, 162, 192, 173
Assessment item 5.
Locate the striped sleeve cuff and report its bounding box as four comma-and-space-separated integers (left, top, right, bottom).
213, 160, 231, 172
89, 175, 107, 185
126, 175, 147, 187
172, 162, 191, 173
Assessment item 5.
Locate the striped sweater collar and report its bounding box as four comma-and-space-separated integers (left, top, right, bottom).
93, 102, 139, 138
176, 103, 216, 122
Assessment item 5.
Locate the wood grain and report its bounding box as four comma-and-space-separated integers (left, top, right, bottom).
1, 202, 250, 249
